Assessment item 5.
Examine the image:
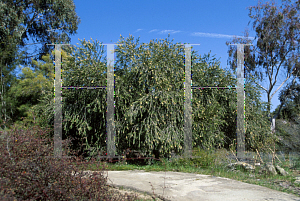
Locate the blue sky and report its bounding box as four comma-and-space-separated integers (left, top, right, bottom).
13, 0, 298, 113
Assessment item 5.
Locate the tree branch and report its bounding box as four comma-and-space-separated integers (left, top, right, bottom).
244, 64, 268, 91
272, 73, 299, 120
22, 11, 39, 36
46, 26, 66, 32
270, 65, 299, 100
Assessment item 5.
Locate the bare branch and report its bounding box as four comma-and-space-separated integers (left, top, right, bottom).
244, 64, 268, 91
7, 42, 49, 46
270, 66, 299, 100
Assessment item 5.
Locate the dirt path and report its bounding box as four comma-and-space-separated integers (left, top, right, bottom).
105, 183, 163, 200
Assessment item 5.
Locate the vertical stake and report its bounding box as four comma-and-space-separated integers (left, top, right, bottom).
230, 43, 253, 162
46, 43, 72, 159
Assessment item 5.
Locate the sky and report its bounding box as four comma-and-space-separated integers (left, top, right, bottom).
12, 0, 299, 113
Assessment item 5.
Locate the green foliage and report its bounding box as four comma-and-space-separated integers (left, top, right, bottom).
0, 0, 81, 131
291, 155, 300, 170
271, 80, 300, 152
0, 0, 81, 66
189, 146, 218, 168
0, 33, 28, 129
26, 34, 274, 162
272, 114, 300, 153
277, 94, 300, 123
6, 54, 54, 127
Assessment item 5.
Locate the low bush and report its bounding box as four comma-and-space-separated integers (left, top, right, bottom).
0, 122, 140, 200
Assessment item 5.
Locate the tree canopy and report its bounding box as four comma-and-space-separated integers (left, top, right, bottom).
0, 0, 81, 67
24, 34, 273, 160
0, 0, 81, 129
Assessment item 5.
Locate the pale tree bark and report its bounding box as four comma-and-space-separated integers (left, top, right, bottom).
244, 61, 299, 135
226, 0, 300, 137
0, 60, 7, 129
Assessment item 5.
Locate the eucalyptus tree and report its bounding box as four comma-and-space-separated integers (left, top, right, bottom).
226, 0, 300, 140
0, 0, 81, 67
0, 0, 81, 129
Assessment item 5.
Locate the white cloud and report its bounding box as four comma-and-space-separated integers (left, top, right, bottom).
147, 29, 182, 34
135, 29, 257, 42
191, 32, 255, 40
159, 30, 182, 34
149, 29, 159, 33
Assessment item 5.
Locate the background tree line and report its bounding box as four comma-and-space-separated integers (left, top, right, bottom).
0, 0, 299, 160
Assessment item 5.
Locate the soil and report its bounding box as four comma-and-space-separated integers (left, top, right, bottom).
269, 169, 300, 197
97, 168, 300, 200
0, 180, 158, 201
105, 183, 164, 200
223, 153, 300, 197
1, 169, 299, 200
68, 170, 164, 200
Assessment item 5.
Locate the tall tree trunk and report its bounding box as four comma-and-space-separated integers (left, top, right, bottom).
1, 60, 4, 126
271, 117, 275, 134
1, 61, 8, 130
267, 94, 273, 135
